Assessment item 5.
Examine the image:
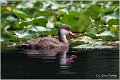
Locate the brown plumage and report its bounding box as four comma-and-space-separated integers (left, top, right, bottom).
17, 24, 76, 49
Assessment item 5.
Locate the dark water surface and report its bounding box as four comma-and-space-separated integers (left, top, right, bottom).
1, 47, 119, 79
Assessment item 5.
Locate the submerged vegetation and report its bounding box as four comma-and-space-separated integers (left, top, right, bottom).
1, 0, 119, 49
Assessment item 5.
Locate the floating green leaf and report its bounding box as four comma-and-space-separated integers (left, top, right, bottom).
110, 25, 119, 32
69, 11, 80, 18
99, 31, 115, 37
94, 20, 106, 26
16, 2, 34, 8
33, 18, 48, 27
84, 5, 102, 20
20, 18, 48, 27
78, 15, 92, 27
61, 15, 78, 27
114, 7, 119, 15
1, 32, 17, 40
107, 19, 119, 27
103, 6, 116, 14
13, 9, 28, 19
6, 15, 18, 21
99, 31, 116, 40
73, 44, 115, 49
73, 41, 86, 45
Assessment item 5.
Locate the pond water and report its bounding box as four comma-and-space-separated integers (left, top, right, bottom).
1, 46, 119, 79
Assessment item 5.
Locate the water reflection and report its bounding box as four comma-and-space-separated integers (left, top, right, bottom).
1, 47, 118, 79
23, 47, 77, 74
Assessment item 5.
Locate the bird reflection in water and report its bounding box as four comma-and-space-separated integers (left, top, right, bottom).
23, 47, 77, 74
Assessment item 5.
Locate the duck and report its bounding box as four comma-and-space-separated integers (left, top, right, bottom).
17, 24, 77, 49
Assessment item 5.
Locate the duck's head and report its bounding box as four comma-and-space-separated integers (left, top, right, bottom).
58, 24, 77, 43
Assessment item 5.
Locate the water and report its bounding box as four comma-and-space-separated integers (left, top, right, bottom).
1, 47, 119, 79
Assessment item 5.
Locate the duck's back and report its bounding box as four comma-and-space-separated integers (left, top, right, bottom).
22, 37, 68, 49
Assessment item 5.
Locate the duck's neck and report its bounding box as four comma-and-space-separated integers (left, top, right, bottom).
58, 29, 69, 43
59, 35, 68, 43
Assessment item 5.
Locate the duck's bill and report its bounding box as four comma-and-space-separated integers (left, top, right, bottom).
69, 31, 77, 38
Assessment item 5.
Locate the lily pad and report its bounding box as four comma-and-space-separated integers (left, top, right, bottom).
84, 5, 102, 20
46, 21, 54, 28
13, 9, 28, 19
1, 32, 17, 41
110, 25, 119, 32
107, 19, 119, 27
16, 2, 34, 8
61, 15, 78, 27
6, 15, 18, 21
98, 31, 116, 40
69, 11, 80, 18
73, 44, 115, 49
99, 31, 115, 37
20, 17, 48, 27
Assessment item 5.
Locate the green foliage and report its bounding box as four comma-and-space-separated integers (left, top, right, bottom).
73, 44, 115, 49
110, 25, 119, 32
107, 19, 119, 27
61, 15, 78, 27
84, 5, 102, 20
98, 31, 116, 40
1, 0, 119, 43
13, 9, 28, 19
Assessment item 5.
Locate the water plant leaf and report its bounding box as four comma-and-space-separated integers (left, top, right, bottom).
33, 18, 48, 27
34, 10, 52, 17
110, 25, 119, 32
61, 15, 78, 27
99, 31, 115, 37
84, 5, 102, 20
46, 21, 54, 28
31, 26, 50, 31
114, 7, 119, 15
69, 11, 80, 18
73, 44, 115, 49
72, 41, 86, 45
13, 9, 28, 19
15, 31, 29, 38
107, 19, 119, 27
20, 17, 48, 27
1, 32, 17, 40
78, 15, 92, 27
94, 20, 106, 26
98, 31, 116, 40
6, 15, 18, 21
16, 2, 34, 8
103, 6, 116, 15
